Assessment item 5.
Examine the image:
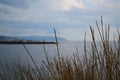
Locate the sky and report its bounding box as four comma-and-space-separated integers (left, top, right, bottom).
0, 0, 120, 41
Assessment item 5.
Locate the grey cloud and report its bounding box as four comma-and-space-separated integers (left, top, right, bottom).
63, 4, 120, 27
0, 0, 29, 8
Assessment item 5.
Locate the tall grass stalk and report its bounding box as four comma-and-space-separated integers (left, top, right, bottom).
22, 44, 43, 80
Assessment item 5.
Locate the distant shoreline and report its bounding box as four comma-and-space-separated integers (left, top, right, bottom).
0, 41, 57, 44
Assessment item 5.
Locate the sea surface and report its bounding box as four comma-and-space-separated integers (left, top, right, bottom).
0, 41, 90, 63
0, 41, 115, 63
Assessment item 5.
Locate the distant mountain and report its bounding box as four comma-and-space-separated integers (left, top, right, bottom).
0, 35, 66, 41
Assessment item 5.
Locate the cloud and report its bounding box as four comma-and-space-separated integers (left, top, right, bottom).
52, 0, 85, 10
0, 25, 52, 36
0, 0, 30, 8
32, 0, 85, 11
0, 4, 29, 21
0, 0, 119, 24
88, 0, 120, 9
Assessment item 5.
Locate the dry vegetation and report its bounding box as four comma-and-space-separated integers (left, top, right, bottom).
0, 17, 120, 80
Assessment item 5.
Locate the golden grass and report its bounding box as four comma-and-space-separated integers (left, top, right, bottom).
0, 17, 120, 80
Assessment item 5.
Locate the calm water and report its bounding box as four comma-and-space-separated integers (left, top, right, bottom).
0, 41, 90, 63
0, 41, 115, 63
